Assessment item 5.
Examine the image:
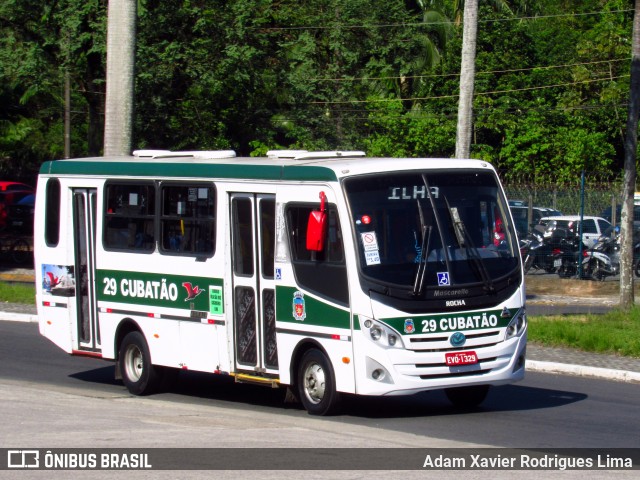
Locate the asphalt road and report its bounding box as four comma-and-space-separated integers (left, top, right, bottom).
2, 320, 639, 479
1, 320, 639, 449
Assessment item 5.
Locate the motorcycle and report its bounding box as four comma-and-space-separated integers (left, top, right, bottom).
585, 233, 620, 281
522, 224, 562, 274
634, 240, 640, 278
555, 229, 591, 279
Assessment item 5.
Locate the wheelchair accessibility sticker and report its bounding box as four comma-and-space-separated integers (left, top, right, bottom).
437, 272, 450, 286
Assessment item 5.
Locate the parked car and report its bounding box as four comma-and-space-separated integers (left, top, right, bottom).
599, 205, 640, 226
0, 190, 33, 231
538, 215, 612, 249
6, 193, 35, 234
510, 206, 562, 238
0, 181, 34, 192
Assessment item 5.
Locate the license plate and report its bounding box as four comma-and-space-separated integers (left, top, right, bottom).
445, 351, 478, 366
554, 258, 562, 267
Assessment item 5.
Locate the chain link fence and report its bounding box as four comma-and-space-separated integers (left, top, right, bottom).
501, 173, 625, 234
504, 184, 620, 218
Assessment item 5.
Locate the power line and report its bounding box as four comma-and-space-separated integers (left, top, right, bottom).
264, 100, 632, 125
312, 58, 630, 83
253, 9, 632, 32
309, 75, 631, 105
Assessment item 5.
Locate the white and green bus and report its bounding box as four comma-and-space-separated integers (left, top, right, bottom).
34, 150, 527, 415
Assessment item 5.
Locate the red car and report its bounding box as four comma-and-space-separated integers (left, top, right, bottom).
0, 189, 34, 231
0, 181, 34, 192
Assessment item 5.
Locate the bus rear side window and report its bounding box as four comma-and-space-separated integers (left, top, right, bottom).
104, 183, 155, 251
45, 179, 61, 246
160, 184, 216, 256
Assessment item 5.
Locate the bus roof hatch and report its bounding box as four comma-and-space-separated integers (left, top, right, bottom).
133, 150, 237, 159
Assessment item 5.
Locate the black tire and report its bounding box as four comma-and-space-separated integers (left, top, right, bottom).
635, 259, 640, 278
523, 254, 534, 273
297, 348, 341, 416
557, 265, 574, 278
445, 385, 490, 409
591, 260, 605, 281
10, 238, 31, 264
118, 331, 161, 395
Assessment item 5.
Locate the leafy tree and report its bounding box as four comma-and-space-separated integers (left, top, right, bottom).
0, 0, 636, 185
0, 0, 106, 178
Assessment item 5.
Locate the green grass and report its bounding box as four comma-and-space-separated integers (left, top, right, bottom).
0, 281, 36, 305
529, 308, 640, 358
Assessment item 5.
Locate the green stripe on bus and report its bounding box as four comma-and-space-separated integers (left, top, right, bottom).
276, 286, 350, 330
97, 269, 224, 314
40, 159, 338, 182
381, 308, 514, 335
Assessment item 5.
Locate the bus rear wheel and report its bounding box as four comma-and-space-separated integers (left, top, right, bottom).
119, 331, 161, 395
297, 348, 341, 416
445, 385, 490, 409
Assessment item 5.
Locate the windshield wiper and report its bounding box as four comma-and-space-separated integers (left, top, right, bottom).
421, 174, 453, 276
412, 199, 432, 296
445, 197, 495, 293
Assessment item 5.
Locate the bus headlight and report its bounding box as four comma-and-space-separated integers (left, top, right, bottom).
505, 311, 527, 340
361, 317, 404, 349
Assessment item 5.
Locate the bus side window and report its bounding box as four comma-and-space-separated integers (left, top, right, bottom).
104, 182, 155, 251
286, 203, 348, 306
160, 184, 215, 257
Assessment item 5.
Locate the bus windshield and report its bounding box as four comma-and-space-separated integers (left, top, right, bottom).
344, 170, 519, 296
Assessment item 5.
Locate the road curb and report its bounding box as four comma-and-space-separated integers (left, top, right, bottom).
2, 312, 38, 323
526, 359, 640, 383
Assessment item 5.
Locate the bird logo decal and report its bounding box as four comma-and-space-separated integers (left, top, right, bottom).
46, 271, 61, 288
182, 282, 204, 301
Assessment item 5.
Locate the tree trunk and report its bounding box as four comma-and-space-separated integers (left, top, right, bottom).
455, 0, 478, 159
103, 0, 137, 156
619, 1, 640, 310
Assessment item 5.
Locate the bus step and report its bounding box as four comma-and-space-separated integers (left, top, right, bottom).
233, 373, 280, 388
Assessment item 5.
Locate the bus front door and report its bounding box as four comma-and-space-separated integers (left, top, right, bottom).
230, 193, 278, 377
72, 188, 100, 353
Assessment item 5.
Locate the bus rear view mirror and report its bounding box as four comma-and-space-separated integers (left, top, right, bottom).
306, 192, 327, 252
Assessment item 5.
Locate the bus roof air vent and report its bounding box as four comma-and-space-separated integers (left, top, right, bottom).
132, 150, 172, 158
266, 150, 309, 159
293, 151, 366, 161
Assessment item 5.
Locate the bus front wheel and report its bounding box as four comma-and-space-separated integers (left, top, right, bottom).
297, 349, 341, 416
119, 331, 161, 396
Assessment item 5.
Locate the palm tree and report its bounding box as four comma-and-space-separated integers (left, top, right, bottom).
103, 0, 137, 156
454, 0, 478, 159
619, 1, 640, 310
421, 1, 518, 159
453, 0, 517, 159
